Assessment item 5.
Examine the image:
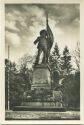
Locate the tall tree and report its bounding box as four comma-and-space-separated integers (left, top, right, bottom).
49, 42, 61, 72
49, 43, 61, 88
5, 59, 24, 109
61, 46, 72, 76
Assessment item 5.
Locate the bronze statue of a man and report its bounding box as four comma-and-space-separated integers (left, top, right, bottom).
34, 15, 54, 65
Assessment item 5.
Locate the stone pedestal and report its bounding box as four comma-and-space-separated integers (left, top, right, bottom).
31, 64, 51, 90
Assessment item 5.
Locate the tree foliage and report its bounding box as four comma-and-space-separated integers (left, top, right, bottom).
49, 44, 80, 109
49, 43, 61, 72
5, 59, 24, 109
62, 72, 80, 108
61, 46, 72, 76
49, 43, 61, 88
5, 58, 32, 109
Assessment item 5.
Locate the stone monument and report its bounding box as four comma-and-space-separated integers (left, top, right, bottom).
16, 14, 64, 111
31, 14, 54, 91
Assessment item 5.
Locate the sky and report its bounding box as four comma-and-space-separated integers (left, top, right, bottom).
5, 4, 80, 66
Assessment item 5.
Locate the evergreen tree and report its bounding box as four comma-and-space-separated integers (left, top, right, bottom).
61, 46, 72, 76
49, 42, 61, 72
5, 59, 24, 109
5, 58, 32, 109
49, 43, 61, 87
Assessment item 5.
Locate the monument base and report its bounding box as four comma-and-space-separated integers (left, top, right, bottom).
14, 64, 64, 111
21, 101, 63, 108
31, 64, 51, 90
13, 105, 65, 112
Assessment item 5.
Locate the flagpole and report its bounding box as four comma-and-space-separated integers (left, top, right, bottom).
8, 45, 10, 110
46, 12, 48, 30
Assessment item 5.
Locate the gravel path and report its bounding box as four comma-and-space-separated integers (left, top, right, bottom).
5, 111, 80, 120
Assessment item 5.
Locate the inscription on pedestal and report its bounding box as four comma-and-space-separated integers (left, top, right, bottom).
31, 64, 51, 90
